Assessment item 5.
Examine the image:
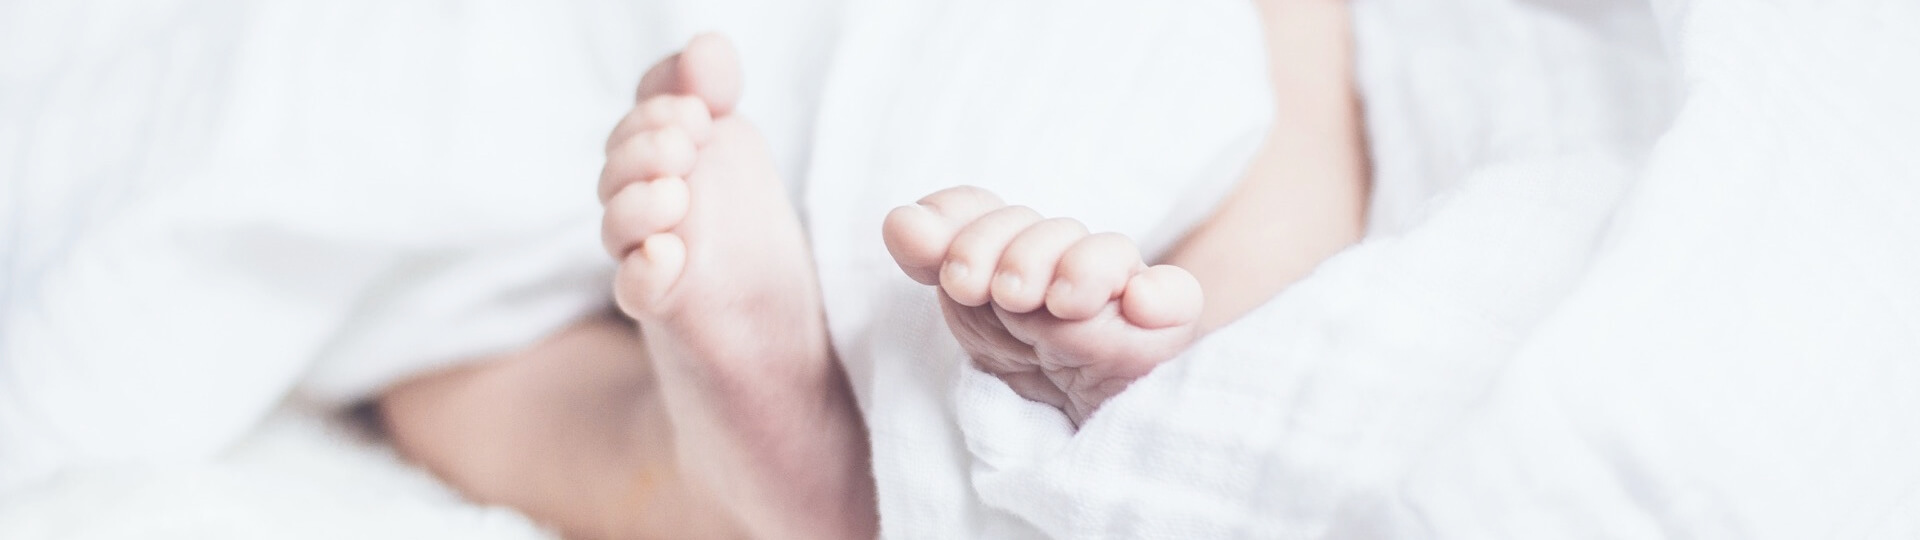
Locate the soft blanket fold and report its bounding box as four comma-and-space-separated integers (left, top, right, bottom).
812, 0, 1920, 537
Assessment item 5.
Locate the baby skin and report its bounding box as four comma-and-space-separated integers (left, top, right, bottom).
882, 0, 1370, 425
383, 34, 872, 540
388, 0, 1364, 533
600, 34, 873, 538
882, 188, 1205, 425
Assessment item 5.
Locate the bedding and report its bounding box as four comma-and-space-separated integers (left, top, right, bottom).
0, 405, 552, 539
0, 0, 836, 526
825, 0, 1920, 537
5, 0, 1915, 537
811, 0, 1676, 536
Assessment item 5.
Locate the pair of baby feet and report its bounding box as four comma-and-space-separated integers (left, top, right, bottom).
601, 34, 1204, 534
601, 35, 1205, 435
601, 30, 1202, 536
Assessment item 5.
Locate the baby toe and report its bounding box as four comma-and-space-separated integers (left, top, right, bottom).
633, 33, 742, 116
600, 126, 697, 202
613, 233, 688, 318
916, 186, 1006, 222
883, 187, 1010, 285
633, 95, 715, 145
676, 33, 744, 116
882, 204, 958, 285
1047, 233, 1143, 320
991, 218, 1088, 313
1119, 265, 1204, 329
942, 206, 1043, 307
601, 177, 692, 258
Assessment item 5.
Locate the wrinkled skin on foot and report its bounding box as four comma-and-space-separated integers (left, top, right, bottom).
600, 33, 875, 539
882, 186, 1204, 425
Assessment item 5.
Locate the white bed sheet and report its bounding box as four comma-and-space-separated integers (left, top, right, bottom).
0, 0, 840, 527
7, 0, 1914, 537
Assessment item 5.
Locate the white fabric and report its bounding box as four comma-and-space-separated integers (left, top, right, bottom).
0, 0, 839, 498
0, 404, 554, 539
817, 0, 1920, 537
7, 0, 1917, 538
802, 0, 1271, 537
0, 0, 632, 496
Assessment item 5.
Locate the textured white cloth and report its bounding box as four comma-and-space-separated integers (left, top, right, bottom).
0, 0, 840, 498
801, 0, 1272, 537
0, 405, 555, 539
815, 0, 1920, 538
0, 0, 641, 495
7, 0, 1917, 537
816, 0, 1920, 537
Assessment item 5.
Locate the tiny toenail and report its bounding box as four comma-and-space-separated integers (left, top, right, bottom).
996, 272, 1023, 291
1050, 280, 1073, 298
944, 261, 969, 280
911, 202, 949, 222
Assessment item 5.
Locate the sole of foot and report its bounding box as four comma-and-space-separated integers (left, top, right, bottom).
600, 33, 875, 539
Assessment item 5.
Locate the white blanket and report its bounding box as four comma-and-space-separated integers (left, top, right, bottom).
6, 0, 1918, 537
810, 0, 1920, 537
0, 0, 838, 501
0, 405, 552, 539
801, 0, 1271, 536
0, 0, 631, 494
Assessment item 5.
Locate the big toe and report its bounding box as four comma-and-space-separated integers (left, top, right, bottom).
883, 205, 954, 285
637, 33, 744, 116
882, 186, 1006, 285
679, 33, 743, 114
1119, 265, 1203, 329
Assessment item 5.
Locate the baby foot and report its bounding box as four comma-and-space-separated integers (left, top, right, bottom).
601, 34, 873, 539
882, 186, 1203, 426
